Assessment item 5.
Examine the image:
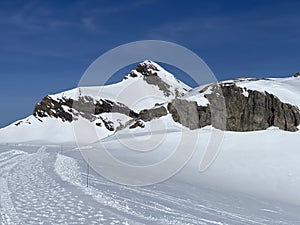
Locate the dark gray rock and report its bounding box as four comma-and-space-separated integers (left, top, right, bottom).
136, 62, 172, 97
293, 72, 300, 77
138, 106, 168, 122
167, 99, 199, 130
33, 82, 300, 133
129, 120, 145, 129
33, 96, 73, 122
168, 83, 300, 132
33, 96, 138, 124
211, 84, 300, 131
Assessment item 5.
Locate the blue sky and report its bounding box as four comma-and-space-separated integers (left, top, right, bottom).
1, 0, 300, 127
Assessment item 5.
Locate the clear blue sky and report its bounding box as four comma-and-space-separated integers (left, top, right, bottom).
1, 0, 300, 127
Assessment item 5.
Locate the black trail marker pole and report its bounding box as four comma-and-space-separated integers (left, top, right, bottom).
86, 158, 90, 188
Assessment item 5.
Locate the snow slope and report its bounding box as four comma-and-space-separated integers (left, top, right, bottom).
233, 77, 300, 107
1, 144, 300, 225
0, 60, 190, 143
1, 62, 300, 144
50, 60, 190, 112
1, 62, 300, 224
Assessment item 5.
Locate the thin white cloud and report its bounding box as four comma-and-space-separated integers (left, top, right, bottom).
88, 0, 156, 14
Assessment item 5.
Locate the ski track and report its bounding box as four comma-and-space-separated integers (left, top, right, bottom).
0, 146, 298, 225
1, 147, 130, 225
54, 153, 292, 225
0, 150, 28, 225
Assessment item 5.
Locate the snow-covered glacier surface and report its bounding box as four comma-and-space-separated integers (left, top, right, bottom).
1, 61, 300, 224
1, 135, 300, 225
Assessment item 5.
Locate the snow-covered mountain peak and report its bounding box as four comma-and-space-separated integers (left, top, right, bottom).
0, 61, 194, 143
1, 62, 300, 143
293, 72, 300, 77
124, 60, 191, 96
137, 60, 160, 72
48, 60, 191, 111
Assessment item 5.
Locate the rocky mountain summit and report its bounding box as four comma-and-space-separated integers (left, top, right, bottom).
294, 72, 300, 77
32, 61, 300, 133
168, 83, 300, 131
1, 60, 300, 143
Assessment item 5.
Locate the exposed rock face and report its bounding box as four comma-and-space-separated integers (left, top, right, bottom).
33, 96, 138, 124
136, 61, 172, 97
129, 120, 145, 129
168, 83, 300, 132
33, 96, 73, 122
99, 116, 114, 131
209, 84, 300, 131
33, 63, 300, 134
167, 99, 199, 130
294, 72, 300, 77
138, 106, 168, 122
33, 82, 300, 132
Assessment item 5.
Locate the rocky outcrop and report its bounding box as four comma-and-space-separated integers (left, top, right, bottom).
167, 99, 200, 130
138, 106, 168, 122
129, 120, 145, 129
209, 84, 300, 131
33, 96, 73, 122
33, 82, 300, 132
33, 72, 300, 133
168, 83, 300, 132
136, 61, 172, 97
33, 96, 139, 124
294, 72, 300, 77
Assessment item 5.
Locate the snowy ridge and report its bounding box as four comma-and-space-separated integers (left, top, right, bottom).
1, 61, 300, 143
0, 61, 191, 143
234, 77, 300, 107
1, 62, 300, 224
50, 60, 191, 111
